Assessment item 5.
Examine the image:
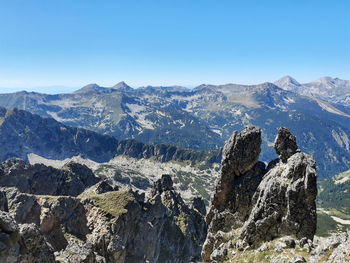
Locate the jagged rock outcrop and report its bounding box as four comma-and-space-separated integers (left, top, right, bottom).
80, 174, 207, 262
240, 151, 317, 246
151, 173, 174, 196
274, 127, 299, 162
210, 126, 262, 213
191, 196, 207, 216
1, 172, 206, 262
202, 126, 318, 262
0, 159, 99, 196
0, 192, 55, 262
93, 180, 118, 194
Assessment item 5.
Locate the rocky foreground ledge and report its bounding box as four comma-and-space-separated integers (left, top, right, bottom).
0, 173, 206, 262
202, 126, 350, 263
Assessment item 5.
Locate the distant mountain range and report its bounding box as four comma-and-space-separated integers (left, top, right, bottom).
1, 77, 350, 177
0, 107, 219, 165
275, 76, 350, 106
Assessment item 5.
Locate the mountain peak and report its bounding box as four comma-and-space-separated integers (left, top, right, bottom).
274, 76, 302, 93
111, 81, 132, 91
315, 76, 334, 84
275, 76, 301, 87
74, 83, 105, 94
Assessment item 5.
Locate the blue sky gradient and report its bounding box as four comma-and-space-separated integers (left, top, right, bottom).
0, 0, 349, 93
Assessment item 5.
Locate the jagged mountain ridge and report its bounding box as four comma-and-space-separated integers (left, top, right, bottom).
0, 106, 220, 165
0, 106, 221, 202
1, 81, 350, 177
275, 75, 350, 106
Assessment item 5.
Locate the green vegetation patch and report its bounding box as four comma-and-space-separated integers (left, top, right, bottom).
79, 190, 134, 217
316, 210, 350, 237
226, 246, 310, 263
318, 177, 350, 215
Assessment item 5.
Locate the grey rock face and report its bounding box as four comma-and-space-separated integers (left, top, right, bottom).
210, 126, 262, 213
94, 180, 115, 194
84, 175, 207, 263
19, 223, 55, 262
240, 152, 317, 246
2, 189, 89, 251
222, 126, 262, 176
202, 126, 318, 261
55, 241, 103, 263
0, 210, 55, 262
151, 174, 174, 196
0, 190, 8, 211
0, 210, 22, 261
274, 127, 299, 162
0, 159, 99, 196
191, 196, 207, 216
0, 210, 18, 232
0, 170, 206, 262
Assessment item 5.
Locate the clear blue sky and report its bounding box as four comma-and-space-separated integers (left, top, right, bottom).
0, 0, 349, 93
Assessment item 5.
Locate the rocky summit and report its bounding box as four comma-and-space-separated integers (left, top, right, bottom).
203, 126, 318, 262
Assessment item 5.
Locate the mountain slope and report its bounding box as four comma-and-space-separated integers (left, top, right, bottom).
275, 76, 350, 106
1, 81, 350, 177
317, 170, 350, 236
270, 75, 303, 93
0, 106, 220, 164
0, 107, 118, 162
0, 107, 221, 202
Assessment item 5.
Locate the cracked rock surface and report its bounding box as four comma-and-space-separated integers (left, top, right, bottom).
202, 126, 317, 262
